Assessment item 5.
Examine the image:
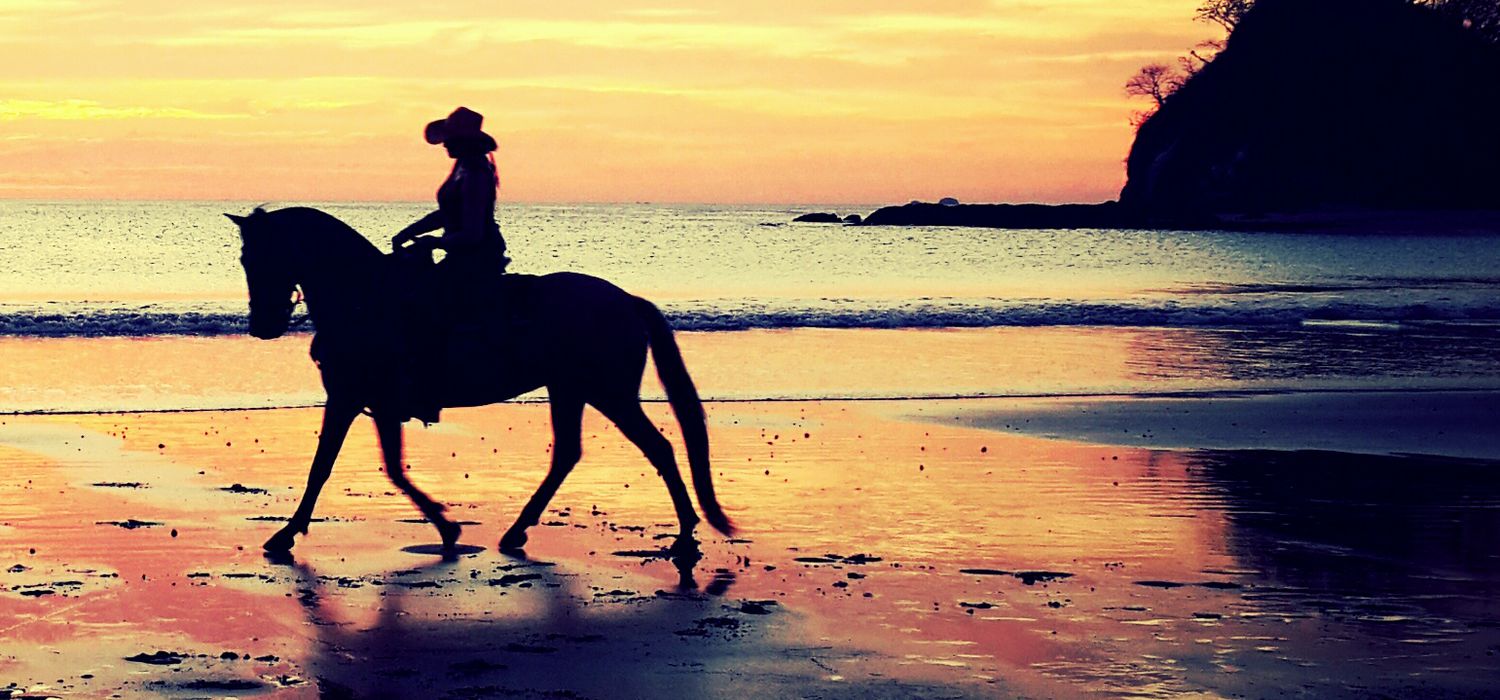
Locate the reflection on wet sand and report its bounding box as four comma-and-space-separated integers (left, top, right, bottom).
2, 399, 1497, 697
1193, 449, 1500, 633
280, 553, 984, 699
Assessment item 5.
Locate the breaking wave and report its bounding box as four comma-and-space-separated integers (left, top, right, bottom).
2, 296, 1498, 337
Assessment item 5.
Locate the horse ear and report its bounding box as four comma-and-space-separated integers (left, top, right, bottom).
224, 213, 247, 227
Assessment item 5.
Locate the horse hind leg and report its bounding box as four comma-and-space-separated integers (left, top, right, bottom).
501, 393, 584, 551
374, 414, 461, 549
595, 398, 700, 543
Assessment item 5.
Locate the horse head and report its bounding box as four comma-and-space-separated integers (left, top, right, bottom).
226, 207, 299, 340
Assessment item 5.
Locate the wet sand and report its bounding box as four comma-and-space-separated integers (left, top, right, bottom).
3, 395, 1499, 698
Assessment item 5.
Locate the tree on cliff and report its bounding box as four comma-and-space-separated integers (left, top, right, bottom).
1197, 0, 1255, 29
1124, 63, 1186, 125
1124, 63, 1181, 108
1196, 0, 1498, 41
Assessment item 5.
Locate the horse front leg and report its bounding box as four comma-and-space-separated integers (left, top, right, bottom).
264, 397, 362, 553
374, 413, 461, 550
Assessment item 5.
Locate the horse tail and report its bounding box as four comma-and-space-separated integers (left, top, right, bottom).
635, 297, 733, 535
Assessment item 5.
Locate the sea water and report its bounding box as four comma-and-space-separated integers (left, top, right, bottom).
1, 200, 1498, 409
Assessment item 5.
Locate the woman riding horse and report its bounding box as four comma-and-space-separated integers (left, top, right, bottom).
392, 106, 509, 272
390, 107, 510, 423
228, 206, 733, 554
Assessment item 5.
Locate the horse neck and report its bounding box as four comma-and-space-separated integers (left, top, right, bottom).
291, 224, 382, 328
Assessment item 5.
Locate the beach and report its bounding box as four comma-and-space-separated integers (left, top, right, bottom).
4, 328, 1499, 699
7, 0, 1500, 694
3, 202, 1499, 698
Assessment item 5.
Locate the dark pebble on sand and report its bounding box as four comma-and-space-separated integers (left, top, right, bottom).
488, 573, 543, 587
125, 650, 187, 665
959, 568, 1010, 576
738, 601, 776, 615
1135, 580, 1186, 588
221, 484, 270, 495
96, 519, 161, 530
393, 580, 441, 589
1014, 571, 1074, 585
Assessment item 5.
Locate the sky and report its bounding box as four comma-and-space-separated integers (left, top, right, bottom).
0, 1, 1210, 203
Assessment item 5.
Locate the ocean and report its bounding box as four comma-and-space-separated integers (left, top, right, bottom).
2, 200, 1499, 411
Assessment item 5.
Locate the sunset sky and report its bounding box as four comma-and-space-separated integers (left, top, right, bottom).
0, 1, 1210, 203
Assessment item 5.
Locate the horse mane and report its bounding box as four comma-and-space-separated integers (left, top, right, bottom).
256, 206, 384, 263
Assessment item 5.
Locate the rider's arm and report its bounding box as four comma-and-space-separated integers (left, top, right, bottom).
392, 210, 442, 246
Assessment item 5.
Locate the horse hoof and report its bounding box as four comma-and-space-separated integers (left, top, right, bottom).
438, 520, 463, 550
498, 530, 528, 552
263, 530, 296, 553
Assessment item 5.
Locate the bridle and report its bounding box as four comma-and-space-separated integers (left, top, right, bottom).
289, 287, 310, 329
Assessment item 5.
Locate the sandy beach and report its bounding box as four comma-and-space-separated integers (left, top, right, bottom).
3, 331, 1498, 698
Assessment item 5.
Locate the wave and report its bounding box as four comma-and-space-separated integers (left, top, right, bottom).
2, 297, 1499, 337
8, 384, 1500, 417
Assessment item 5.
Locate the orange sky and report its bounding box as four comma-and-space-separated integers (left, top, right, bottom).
0, 1, 1209, 203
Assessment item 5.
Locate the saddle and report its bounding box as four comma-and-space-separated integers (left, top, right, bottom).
386, 246, 538, 421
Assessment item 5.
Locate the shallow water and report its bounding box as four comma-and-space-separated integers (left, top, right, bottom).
3, 327, 1500, 414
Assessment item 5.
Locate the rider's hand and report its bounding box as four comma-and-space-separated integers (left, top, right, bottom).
391, 231, 412, 250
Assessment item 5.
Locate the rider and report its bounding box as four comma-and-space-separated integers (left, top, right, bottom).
389, 106, 510, 423
392, 106, 509, 277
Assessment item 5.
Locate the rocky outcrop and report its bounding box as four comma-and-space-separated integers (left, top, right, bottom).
792, 212, 843, 223
1122, 0, 1500, 219
860, 201, 1130, 229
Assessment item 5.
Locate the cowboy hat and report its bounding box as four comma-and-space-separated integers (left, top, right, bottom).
424, 106, 495, 151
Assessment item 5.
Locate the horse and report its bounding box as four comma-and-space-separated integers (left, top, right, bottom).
225, 206, 732, 555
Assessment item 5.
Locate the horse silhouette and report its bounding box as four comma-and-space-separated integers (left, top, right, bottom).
226, 206, 732, 554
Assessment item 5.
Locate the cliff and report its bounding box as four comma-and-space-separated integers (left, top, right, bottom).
1121, 0, 1500, 219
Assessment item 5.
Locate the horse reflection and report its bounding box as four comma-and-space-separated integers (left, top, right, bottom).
281, 554, 737, 699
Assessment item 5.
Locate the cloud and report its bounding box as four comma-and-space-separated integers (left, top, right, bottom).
0, 99, 236, 121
